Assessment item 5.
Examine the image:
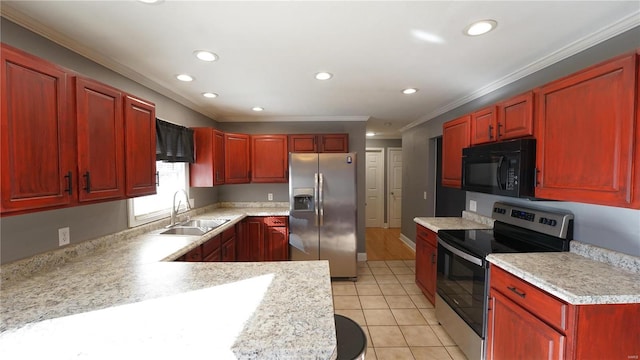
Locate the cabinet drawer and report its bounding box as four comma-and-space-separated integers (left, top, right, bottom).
185, 245, 203, 262
416, 224, 437, 247
222, 227, 235, 243
264, 216, 288, 227
491, 266, 569, 332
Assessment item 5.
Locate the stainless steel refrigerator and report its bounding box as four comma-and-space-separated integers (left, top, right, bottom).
289, 153, 357, 278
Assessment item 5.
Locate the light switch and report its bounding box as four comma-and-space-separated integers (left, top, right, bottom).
470, 200, 477, 212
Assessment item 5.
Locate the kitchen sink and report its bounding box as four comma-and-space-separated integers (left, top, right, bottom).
159, 218, 229, 236
177, 219, 229, 229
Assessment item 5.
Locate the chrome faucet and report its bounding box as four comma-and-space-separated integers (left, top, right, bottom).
170, 189, 192, 226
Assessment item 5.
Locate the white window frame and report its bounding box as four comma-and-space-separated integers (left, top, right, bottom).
127, 161, 190, 228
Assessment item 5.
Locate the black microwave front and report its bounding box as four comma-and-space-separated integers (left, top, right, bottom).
461, 138, 536, 198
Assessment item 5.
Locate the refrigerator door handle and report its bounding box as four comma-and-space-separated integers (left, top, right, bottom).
314, 172, 319, 226
319, 173, 324, 226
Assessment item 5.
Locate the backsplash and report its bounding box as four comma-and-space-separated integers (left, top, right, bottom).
570, 241, 640, 274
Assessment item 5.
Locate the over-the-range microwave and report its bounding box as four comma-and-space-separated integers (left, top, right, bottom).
461, 138, 536, 198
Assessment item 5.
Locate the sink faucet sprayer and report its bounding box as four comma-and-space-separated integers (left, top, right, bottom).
170, 189, 192, 227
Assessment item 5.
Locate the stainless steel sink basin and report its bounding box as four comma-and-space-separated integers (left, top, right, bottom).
159, 218, 229, 236
177, 219, 229, 229
160, 227, 211, 236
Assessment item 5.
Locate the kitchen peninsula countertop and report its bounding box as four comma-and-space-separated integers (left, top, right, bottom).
0, 206, 337, 359
413, 211, 494, 232
487, 252, 640, 305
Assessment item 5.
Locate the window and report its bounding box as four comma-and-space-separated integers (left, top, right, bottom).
128, 161, 189, 227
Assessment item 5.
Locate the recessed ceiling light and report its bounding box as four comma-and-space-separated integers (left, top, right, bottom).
138, 0, 162, 4
176, 74, 194, 82
464, 20, 497, 36
194, 50, 218, 62
402, 88, 418, 95
252, 107, 264, 112
202, 92, 218, 98
366, 132, 375, 137
315, 72, 333, 80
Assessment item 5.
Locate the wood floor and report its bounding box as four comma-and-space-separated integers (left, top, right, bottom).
366, 227, 415, 261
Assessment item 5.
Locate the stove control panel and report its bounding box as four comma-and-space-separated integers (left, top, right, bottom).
492, 202, 574, 239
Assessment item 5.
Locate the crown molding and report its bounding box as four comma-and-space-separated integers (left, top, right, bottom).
220, 115, 370, 123
401, 10, 640, 133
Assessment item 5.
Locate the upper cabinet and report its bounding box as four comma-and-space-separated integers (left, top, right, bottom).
497, 91, 534, 141
1, 44, 75, 213
470, 106, 497, 145
289, 134, 349, 153
251, 135, 288, 183
442, 115, 471, 188
224, 132, 251, 184
124, 95, 157, 197
470, 92, 534, 146
535, 53, 639, 208
75, 77, 125, 202
0, 43, 156, 216
190, 128, 225, 187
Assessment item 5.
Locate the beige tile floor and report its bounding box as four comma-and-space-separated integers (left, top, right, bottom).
332, 260, 468, 360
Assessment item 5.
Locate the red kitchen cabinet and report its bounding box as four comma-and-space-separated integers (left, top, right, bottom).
288, 134, 349, 153
496, 91, 534, 141
238, 217, 264, 261
124, 95, 156, 197
183, 244, 203, 262
221, 227, 237, 261
202, 234, 221, 262
415, 224, 437, 305
534, 52, 639, 208
1, 43, 75, 213
251, 135, 288, 183
264, 217, 289, 261
190, 128, 225, 187
487, 265, 640, 360
75, 76, 125, 202
224, 132, 251, 184
442, 115, 470, 188
470, 106, 497, 145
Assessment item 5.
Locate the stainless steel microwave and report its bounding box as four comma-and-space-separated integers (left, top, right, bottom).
461, 138, 536, 198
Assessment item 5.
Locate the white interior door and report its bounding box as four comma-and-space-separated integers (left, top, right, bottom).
365, 148, 384, 228
388, 147, 402, 228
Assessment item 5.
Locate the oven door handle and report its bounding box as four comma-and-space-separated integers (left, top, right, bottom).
438, 238, 484, 267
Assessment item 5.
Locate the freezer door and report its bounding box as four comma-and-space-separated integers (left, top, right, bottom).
319, 153, 357, 278
289, 153, 320, 261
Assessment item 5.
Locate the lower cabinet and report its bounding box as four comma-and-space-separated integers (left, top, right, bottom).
237, 216, 289, 261
487, 265, 640, 360
415, 224, 437, 305
176, 217, 288, 263
264, 217, 289, 261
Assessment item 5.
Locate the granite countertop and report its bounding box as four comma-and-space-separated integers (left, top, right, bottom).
413, 211, 494, 233
487, 252, 640, 305
0, 206, 337, 359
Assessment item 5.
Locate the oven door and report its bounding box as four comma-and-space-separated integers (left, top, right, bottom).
436, 237, 487, 338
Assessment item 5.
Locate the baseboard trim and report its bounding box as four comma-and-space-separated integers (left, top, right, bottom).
383, 222, 389, 229
357, 252, 367, 262
400, 233, 416, 251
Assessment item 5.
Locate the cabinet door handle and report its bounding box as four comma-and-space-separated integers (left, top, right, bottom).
507, 286, 526, 298
497, 122, 503, 138
534, 168, 540, 187
431, 253, 436, 264
64, 171, 73, 195
488, 124, 494, 139
155, 171, 160, 186
83, 171, 91, 193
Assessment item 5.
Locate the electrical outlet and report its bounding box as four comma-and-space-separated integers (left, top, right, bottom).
423, 191, 427, 200
268, 193, 273, 201
469, 200, 477, 212
58, 227, 70, 246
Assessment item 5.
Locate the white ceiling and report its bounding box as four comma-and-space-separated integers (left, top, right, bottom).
2, 1, 639, 139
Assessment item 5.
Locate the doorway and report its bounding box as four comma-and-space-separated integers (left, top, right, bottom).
387, 147, 402, 228
365, 148, 384, 227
